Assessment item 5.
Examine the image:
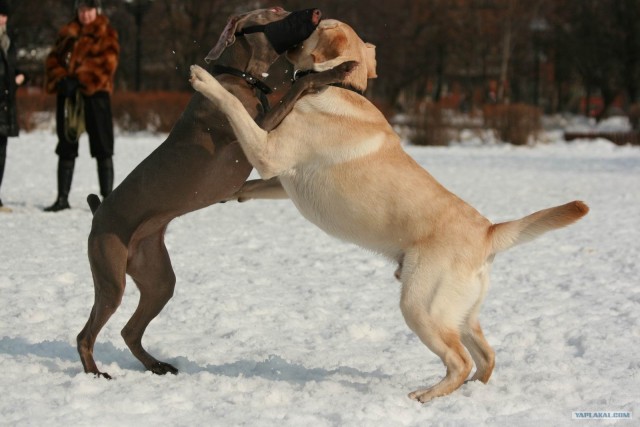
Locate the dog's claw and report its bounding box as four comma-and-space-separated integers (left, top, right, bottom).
150, 361, 178, 375
94, 371, 112, 380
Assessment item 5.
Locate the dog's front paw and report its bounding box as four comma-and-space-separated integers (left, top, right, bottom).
189, 65, 217, 93
326, 60, 358, 85
302, 61, 359, 91
334, 60, 359, 76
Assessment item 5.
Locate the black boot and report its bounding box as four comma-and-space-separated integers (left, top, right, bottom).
0, 137, 7, 211
97, 157, 113, 199
44, 158, 75, 212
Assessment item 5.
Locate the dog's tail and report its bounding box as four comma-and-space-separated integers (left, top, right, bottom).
87, 193, 102, 215
489, 200, 589, 254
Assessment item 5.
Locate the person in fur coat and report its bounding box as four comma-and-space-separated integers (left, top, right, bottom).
44, 0, 119, 212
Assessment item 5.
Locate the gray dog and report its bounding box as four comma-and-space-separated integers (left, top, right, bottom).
76, 7, 346, 379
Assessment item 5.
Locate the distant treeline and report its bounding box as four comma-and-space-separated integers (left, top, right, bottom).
11, 0, 640, 118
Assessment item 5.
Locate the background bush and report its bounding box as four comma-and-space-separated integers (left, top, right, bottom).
408, 103, 451, 146
483, 104, 542, 145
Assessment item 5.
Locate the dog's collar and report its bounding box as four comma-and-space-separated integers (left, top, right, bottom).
292, 69, 315, 81
292, 69, 364, 95
212, 64, 272, 112
212, 65, 272, 95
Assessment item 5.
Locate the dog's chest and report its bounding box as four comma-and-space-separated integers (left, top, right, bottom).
279, 166, 384, 250
280, 165, 345, 225
281, 166, 336, 223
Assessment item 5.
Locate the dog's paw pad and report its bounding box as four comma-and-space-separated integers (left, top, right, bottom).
150, 361, 178, 375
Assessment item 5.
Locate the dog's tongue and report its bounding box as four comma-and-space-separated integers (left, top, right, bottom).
264, 8, 321, 54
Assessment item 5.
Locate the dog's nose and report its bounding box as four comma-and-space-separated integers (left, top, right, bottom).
311, 9, 322, 25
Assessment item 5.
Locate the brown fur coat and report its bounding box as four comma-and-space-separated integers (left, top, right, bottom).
45, 15, 119, 95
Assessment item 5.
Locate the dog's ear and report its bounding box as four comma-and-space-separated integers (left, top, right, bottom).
364, 43, 377, 79
310, 26, 347, 64
205, 12, 249, 62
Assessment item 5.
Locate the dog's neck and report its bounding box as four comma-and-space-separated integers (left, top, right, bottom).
292, 69, 364, 95
211, 64, 272, 112
214, 41, 279, 112
212, 65, 272, 94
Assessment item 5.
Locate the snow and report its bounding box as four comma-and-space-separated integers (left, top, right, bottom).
1, 128, 638, 426
562, 115, 634, 133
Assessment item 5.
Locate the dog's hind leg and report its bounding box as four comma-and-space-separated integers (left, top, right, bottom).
461, 264, 495, 383
122, 228, 178, 375
399, 250, 474, 403
77, 232, 128, 379
461, 320, 495, 383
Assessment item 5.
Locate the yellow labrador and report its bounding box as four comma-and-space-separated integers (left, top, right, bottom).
190, 19, 589, 402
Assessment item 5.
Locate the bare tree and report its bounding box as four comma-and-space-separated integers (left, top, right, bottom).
9, 0, 640, 117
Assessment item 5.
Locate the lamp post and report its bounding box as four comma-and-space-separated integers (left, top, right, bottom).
124, 0, 154, 91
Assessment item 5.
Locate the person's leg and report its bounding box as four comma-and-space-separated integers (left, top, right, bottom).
84, 92, 114, 198
0, 135, 8, 209
44, 95, 78, 212
44, 157, 75, 212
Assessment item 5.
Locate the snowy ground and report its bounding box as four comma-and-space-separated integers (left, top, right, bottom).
0, 127, 638, 426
